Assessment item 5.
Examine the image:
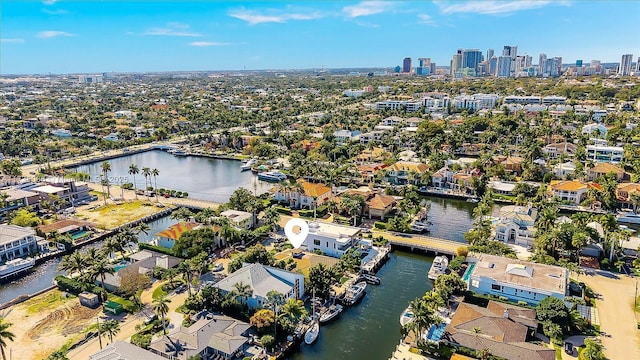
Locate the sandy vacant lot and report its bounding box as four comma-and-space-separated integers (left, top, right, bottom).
5, 290, 101, 360
76, 200, 168, 229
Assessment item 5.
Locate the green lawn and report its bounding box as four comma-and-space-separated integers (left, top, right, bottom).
25, 290, 76, 315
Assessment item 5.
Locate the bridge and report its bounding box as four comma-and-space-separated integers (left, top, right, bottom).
372, 230, 462, 256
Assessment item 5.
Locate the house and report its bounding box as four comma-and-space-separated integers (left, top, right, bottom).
355, 147, 388, 163
586, 144, 624, 163
587, 162, 625, 181
148, 315, 252, 360
99, 250, 180, 292
553, 161, 577, 179
386, 161, 429, 185
220, 209, 255, 230
302, 221, 361, 258
582, 123, 608, 138
0, 188, 40, 215
215, 263, 304, 309
333, 130, 361, 143
356, 163, 387, 182
494, 205, 538, 247
543, 142, 577, 159
156, 222, 201, 249
431, 165, 453, 188
487, 180, 517, 196
465, 253, 568, 305
443, 301, 554, 360
359, 131, 384, 145
616, 183, 640, 210
37, 219, 94, 242
0, 224, 42, 262
52, 129, 72, 138
365, 194, 397, 219
547, 180, 598, 205
273, 179, 332, 210
494, 156, 525, 175
381, 116, 405, 127
89, 341, 166, 360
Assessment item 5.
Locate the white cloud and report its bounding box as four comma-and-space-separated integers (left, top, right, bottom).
343, 1, 394, 18
43, 0, 58, 5
229, 8, 324, 25
42, 8, 68, 15
189, 41, 230, 47
37, 31, 73, 39
436, 1, 559, 15
417, 14, 436, 26
0, 38, 25, 43
144, 23, 202, 37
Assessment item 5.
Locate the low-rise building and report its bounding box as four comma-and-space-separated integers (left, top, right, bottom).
333, 130, 361, 143
586, 144, 624, 163
543, 142, 577, 159
465, 253, 569, 305
553, 161, 577, 179
365, 193, 397, 219
386, 161, 429, 185
303, 221, 361, 258
99, 250, 180, 292
616, 183, 640, 210
587, 162, 625, 181
156, 222, 201, 249
375, 99, 423, 112
582, 123, 608, 138
494, 205, 537, 247
215, 263, 304, 309
89, 341, 166, 360
273, 179, 332, 210
0, 224, 42, 261
220, 209, 255, 230
547, 180, 598, 205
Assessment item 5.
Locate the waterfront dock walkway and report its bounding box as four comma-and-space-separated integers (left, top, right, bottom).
372, 230, 461, 256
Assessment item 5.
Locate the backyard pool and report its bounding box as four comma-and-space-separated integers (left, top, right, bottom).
425, 323, 446, 342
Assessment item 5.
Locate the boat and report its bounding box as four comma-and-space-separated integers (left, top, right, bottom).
343, 281, 367, 305
617, 209, 640, 224
399, 306, 414, 327
360, 273, 381, 285
257, 171, 287, 182
427, 255, 449, 280
304, 320, 319, 345
466, 198, 479, 203
0, 258, 35, 279
619, 224, 636, 233
319, 304, 343, 323
241, 158, 257, 171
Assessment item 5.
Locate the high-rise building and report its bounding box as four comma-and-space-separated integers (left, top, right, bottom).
451, 49, 463, 75
620, 54, 633, 76
576, 59, 583, 67
503, 45, 517, 59
462, 49, 483, 72
542, 57, 561, 77
636, 57, 640, 72
489, 56, 498, 75
538, 53, 547, 74
430, 62, 437, 75
486, 49, 494, 61
403, 57, 412, 73
524, 55, 532, 68
497, 56, 512, 78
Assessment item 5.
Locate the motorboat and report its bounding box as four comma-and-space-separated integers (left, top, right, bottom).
0, 258, 35, 279
169, 148, 187, 156
360, 273, 381, 285
427, 255, 449, 280
343, 281, 367, 305
619, 224, 636, 233
304, 320, 319, 345
319, 304, 343, 323
241, 158, 257, 171
466, 198, 479, 203
617, 209, 640, 224
399, 306, 414, 327
257, 171, 287, 182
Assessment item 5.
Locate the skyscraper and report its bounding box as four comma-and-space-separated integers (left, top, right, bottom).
620, 54, 633, 76
497, 56, 512, 78
576, 60, 583, 67
417, 58, 431, 75
489, 56, 498, 76
503, 45, 517, 59
538, 53, 547, 74
462, 49, 483, 72
543, 57, 561, 77
451, 49, 463, 75
486, 49, 494, 61
403, 57, 412, 73
636, 57, 640, 72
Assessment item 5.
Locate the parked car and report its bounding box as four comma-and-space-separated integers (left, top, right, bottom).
564, 342, 574, 355
144, 314, 158, 324
212, 263, 224, 272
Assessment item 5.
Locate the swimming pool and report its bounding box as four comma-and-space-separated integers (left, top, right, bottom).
114, 265, 127, 272
425, 323, 446, 342
70, 230, 90, 240
462, 263, 476, 282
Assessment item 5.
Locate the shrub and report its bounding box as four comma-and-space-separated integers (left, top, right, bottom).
139, 243, 182, 258
448, 256, 465, 271
298, 209, 314, 218
599, 258, 610, 270
456, 246, 469, 257
54, 275, 102, 296
273, 206, 292, 215
315, 205, 328, 217
131, 332, 152, 349
374, 221, 387, 229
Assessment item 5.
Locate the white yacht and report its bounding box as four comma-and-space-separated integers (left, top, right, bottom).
617, 209, 640, 224
0, 258, 35, 280
399, 306, 414, 327
427, 256, 449, 280
304, 321, 319, 345
240, 158, 257, 171
343, 281, 367, 305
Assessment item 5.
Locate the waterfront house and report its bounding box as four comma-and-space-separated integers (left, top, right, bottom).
0, 224, 42, 262
465, 253, 568, 305
220, 209, 255, 230
494, 205, 537, 247
99, 250, 180, 292
365, 193, 397, 220
586, 144, 624, 163
0, 188, 40, 216
156, 222, 201, 249
89, 341, 166, 360
215, 263, 304, 309
553, 161, 577, 179
616, 183, 640, 210
356, 163, 387, 183
547, 180, 598, 205
586, 162, 625, 181
493, 156, 525, 175
148, 315, 252, 360
273, 179, 332, 210
37, 219, 95, 242
431, 165, 453, 188
386, 161, 429, 185
302, 221, 361, 258
443, 301, 554, 360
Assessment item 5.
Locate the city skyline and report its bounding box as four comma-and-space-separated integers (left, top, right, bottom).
1, 1, 639, 74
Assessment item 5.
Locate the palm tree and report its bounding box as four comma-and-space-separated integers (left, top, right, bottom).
152, 168, 160, 202
101, 162, 112, 200
128, 164, 139, 199
135, 222, 151, 236
153, 295, 172, 335
0, 318, 15, 360
280, 298, 306, 323
90, 257, 115, 301
262, 207, 281, 232
100, 319, 120, 344
0, 192, 9, 210
233, 281, 253, 306
142, 167, 151, 192
58, 251, 89, 278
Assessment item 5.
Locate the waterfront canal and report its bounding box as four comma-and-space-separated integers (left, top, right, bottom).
289, 251, 434, 360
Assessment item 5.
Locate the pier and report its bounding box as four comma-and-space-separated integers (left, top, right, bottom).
373, 230, 461, 256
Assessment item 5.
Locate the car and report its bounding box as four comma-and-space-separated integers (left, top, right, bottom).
175, 285, 187, 294
235, 245, 246, 251
292, 251, 305, 259
564, 342, 574, 355
144, 314, 158, 324
212, 263, 224, 272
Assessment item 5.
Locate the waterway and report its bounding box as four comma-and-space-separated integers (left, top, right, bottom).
289, 251, 434, 360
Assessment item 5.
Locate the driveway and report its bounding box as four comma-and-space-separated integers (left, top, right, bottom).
577, 270, 640, 360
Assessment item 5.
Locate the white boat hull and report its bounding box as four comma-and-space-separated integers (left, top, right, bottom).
319, 305, 343, 323
617, 216, 640, 224
304, 321, 319, 344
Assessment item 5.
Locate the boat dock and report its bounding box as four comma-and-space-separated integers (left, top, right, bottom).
361, 245, 390, 273
373, 231, 461, 256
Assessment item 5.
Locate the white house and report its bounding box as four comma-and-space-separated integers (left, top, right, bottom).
581, 123, 608, 138
381, 116, 405, 127
553, 161, 577, 179
543, 142, 577, 159
302, 221, 361, 258
273, 180, 332, 210
494, 205, 537, 247
586, 144, 624, 163
465, 253, 568, 305
215, 263, 304, 309
220, 209, 255, 230
547, 180, 594, 205
0, 224, 42, 261
333, 130, 361, 143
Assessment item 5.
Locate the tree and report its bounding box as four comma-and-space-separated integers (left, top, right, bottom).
173, 227, 217, 258
542, 321, 563, 341
308, 263, 338, 299
142, 167, 151, 192
260, 334, 275, 352
153, 295, 172, 335
90, 257, 115, 301
228, 188, 259, 213
201, 286, 224, 312
262, 207, 281, 232
128, 164, 139, 199
100, 319, 120, 343
46, 350, 69, 360
101, 161, 112, 200
152, 168, 160, 201
10, 208, 40, 227
536, 296, 570, 333
280, 298, 306, 326
118, 267, 151, 297
58, 251, 89, 277
233, 281, 253, 306
250, 309, 275, 334
170, 207, 194, 222
0, 318, 15, 360
581, 338, 606, 360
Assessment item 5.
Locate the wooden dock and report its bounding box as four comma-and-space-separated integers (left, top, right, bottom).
373, 230, 462, 256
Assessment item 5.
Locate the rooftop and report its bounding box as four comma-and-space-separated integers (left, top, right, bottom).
307, 221, 360, 238
31, 184, 69, 194
89, 340, 165, 360
215, 263, 299, 299
0, 224, 37, 244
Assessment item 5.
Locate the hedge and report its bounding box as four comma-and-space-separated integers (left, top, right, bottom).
273, 206, 292, 215
139, 242, 183, 258
298, 209, 314, 218
55, 275, 103, 295
374, 221, 387, 229
316, 205, 328, 217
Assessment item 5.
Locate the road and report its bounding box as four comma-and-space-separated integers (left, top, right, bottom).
67, 281, 188, 360
577, 270, 640, 360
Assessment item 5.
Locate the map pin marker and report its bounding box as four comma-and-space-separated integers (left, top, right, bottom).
284, 218, 309, 249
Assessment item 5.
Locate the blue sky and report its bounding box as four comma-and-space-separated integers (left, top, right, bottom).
1, 1, 639, 74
